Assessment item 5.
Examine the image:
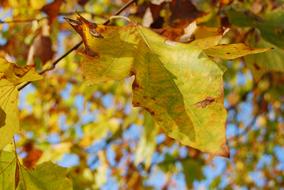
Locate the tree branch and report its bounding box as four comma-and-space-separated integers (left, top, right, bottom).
17, 0, 137, 91
0, 11, 103, 25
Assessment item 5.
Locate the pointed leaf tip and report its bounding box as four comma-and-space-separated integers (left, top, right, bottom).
204, 43, 270, 60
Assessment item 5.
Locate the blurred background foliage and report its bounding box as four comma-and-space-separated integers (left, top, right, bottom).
0, 0, 284, 189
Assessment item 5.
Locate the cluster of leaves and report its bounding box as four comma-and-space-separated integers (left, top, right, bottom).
0, 0, 284, 189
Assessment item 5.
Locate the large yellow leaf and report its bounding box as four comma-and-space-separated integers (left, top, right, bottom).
67, 16, 264, 156
67, 16, 229, 156
133, 27, 228, 155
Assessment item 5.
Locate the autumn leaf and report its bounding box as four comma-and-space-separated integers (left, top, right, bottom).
27, 34, 54, 66
67, 16, 228, 156
67, 13, 270, 155
0, 58, 42, 149
204, 43, 269, 60
41, 0, 65, 24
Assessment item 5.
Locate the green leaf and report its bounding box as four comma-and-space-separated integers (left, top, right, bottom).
135, 112, 158, 169
17, 162, 72, 190
226, 7, 284, 48
0, 151, 17, 190
0, 152, 72, 190
182, 158, 204, 188
244, 31, 284, 80
204, 43, 269, 60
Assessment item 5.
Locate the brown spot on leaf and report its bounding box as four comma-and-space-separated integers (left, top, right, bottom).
253, 63, 260, 70
0, 108, 6, 127
194, 97, 215, 108
132, 101, 140, 107
144, 107, 155, 116
132, 79, 140, 90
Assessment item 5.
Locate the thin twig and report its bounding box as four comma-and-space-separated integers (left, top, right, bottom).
0, 17, 46, 24
0, 11, 101, 25
17, 0, 136, 91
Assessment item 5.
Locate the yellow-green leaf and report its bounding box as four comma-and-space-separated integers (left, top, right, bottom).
17, 162, 72, 190
68, 16, 230, 155
226, 7, 284, 48
0, 58, 43, 149
0, 151, 17, 189
67, 17, 136, 85
133, 26, 228, 155
0, 80, 19, 149
245, 31, 284, 80
0, 58, 43, 85
0, 152, 72, 190
204, 43, 270, 60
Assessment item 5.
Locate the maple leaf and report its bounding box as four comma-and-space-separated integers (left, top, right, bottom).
66, 15, 267, 156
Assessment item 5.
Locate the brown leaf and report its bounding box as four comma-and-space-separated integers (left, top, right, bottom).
0, 0, 9, 7
23, 141, 43, 169
170, 0, 204, 25
77, 0, 89, 6
41, 0, 65, 24
27, 35, 54, 66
